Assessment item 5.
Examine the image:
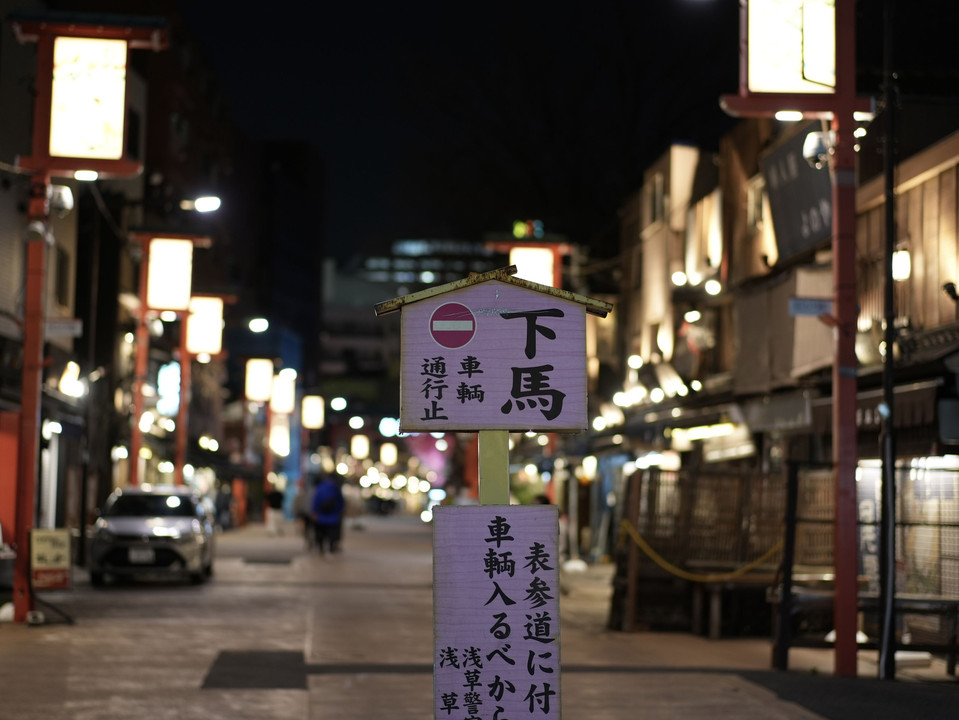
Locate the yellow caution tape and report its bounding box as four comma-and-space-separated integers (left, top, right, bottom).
618, 518, 784, 583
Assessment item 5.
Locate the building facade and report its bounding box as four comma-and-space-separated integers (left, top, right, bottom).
603, 109, 959, 644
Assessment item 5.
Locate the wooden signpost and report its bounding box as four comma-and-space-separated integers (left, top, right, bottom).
375, 266, 612, 718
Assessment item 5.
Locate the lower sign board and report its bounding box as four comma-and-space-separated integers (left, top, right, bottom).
31, 528, 71, 590
433, 504, 560, 719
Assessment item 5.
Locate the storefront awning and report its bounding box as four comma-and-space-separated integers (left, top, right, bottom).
811, 380, 940, 434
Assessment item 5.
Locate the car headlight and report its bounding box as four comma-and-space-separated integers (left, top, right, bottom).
152, 526, 183, 540
93, 520, 114, 541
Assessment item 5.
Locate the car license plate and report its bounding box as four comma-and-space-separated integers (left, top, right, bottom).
129, 547, 155, 564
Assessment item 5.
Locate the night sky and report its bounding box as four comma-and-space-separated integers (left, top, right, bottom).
175, 1, 959, 265
176, 0, 740, 262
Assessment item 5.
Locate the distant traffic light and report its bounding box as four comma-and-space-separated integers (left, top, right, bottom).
512, 219, 544, 239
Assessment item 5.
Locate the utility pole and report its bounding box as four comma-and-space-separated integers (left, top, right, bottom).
721, 0, 871, 675
8, 11, 168, 622
878, 0, 899, 680
12, 175, 51, 622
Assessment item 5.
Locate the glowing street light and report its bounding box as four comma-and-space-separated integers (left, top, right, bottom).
7, 10, 168, 624
301, 395, 325, 430
270, 368, 297, 415
128, 233, 210, 487
185, 296, 225, 356
248, 317, 269, 333
244, 359, 274, 403
174, 294, 229, 486
179, 195, 221, 213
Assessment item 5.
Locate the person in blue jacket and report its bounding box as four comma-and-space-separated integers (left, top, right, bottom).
311, 473, 345, 554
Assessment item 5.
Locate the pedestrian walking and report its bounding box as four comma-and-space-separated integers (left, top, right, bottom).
265, 481, 285, 536
214, 482, 233, 530
292, 477, 314, 550
311, 473, 345, 554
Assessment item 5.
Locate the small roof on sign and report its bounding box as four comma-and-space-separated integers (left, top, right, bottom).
372, 265, 613, 318
8, 10, 170, 49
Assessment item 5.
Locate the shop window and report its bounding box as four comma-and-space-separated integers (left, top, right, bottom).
643, 173, 665, 228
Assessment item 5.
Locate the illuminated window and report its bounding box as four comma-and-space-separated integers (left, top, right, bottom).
644, 173, 665, 227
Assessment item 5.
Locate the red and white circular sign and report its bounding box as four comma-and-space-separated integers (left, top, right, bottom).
429, 302, 476, 349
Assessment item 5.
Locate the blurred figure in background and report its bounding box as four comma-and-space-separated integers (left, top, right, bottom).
266, 480, 285, 536
311, 473, 345, 555
292, 477, 314, 550
215, 482, 233, 530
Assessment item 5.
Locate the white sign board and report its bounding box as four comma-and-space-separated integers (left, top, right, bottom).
44, 317, 83, 339
399, 280, 587, 432
434, 505, 560, 720
31, 528, 71, 590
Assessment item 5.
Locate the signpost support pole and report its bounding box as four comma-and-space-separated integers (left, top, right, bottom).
478, 430, 509, 505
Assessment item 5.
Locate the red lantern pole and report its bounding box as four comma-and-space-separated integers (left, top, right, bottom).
827, 0, 861, 677
175, 318, 191, 486
12, 173, 51, 622
7, 12, 168, 623
129, 238, 151, 487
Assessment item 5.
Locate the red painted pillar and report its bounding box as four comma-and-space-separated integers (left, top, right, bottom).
174, 318, 190, 485
829, 0, 861, 677
0, 412, 19, 542
129, 241, 150, 486
13, 176, 49, 622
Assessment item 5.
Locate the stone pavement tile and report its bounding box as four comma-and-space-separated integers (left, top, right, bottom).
740, 671, 959, 720
562, 671, 826, 719
305, 585, 433, 666
308, 674, 432, 720
3, 516, 955, 720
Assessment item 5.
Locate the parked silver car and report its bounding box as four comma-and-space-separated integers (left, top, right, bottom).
88, 485, 215, 586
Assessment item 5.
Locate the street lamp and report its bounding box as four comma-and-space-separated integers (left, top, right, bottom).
300, 394, 325, 482
720, 0, 872, 677
266, 367, 297, 497
127, 232, 210, 487
243, 358, 274, 520
244, 358, 274, 403
7, 11, 168, 624
302, 395, 325, 430
179, 196, 221, 213
174, 295, 228, 486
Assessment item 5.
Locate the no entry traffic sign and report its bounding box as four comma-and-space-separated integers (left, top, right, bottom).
375, 269, 611, 433
429, 302, 475, 348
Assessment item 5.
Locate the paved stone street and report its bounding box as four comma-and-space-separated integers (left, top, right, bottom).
0, 514, 955, 719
